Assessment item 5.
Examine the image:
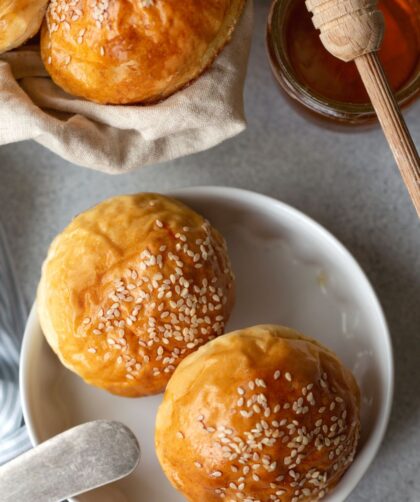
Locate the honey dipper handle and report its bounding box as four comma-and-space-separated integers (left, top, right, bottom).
305, 0, 420, 216
355, 53, 420, 217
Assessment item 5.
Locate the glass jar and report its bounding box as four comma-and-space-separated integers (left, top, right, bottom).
266, 0, 420, 127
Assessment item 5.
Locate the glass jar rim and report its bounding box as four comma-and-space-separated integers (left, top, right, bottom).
266, 0, 420, 124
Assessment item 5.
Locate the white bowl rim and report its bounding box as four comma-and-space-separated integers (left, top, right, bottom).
20, 185, 394, 501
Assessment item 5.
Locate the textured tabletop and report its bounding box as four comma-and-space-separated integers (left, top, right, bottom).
0, 2, 419, 501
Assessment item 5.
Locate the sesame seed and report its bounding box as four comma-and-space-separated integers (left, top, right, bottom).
285, 372, 292, 382
274, 370, 281, 380
255, 378, 267, 388
211, 471, 222, 478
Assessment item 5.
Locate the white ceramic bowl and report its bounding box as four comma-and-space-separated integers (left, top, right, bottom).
20, 186, 393, 502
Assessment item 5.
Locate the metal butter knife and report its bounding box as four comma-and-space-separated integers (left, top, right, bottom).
0, 420, 140, 502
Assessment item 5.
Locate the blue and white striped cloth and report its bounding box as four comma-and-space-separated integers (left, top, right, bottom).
0, 223, 31, 464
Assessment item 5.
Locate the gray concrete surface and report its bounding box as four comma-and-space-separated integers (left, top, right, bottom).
0, 2, 419, 501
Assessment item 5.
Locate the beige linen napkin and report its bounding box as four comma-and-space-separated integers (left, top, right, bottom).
0, 1, 252, 173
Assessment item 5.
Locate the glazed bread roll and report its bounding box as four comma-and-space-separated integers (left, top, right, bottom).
0, 0, 49, 54
156, 325, 361, 501
40, 0, 246, 104
37, 193, 235, 397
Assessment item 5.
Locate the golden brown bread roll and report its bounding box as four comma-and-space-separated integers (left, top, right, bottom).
155, 324, 361, 501
0, 0, 49, 54
37, 193, 235, 397
40, 0, 245, 104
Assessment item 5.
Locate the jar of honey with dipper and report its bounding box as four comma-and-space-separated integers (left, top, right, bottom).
267, 0, 420, 126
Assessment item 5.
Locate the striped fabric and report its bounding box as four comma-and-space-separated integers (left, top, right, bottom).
0, 223, 31, 464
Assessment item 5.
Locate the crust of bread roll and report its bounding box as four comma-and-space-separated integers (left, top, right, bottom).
40, 0, 245, 104
0, 0, 49, 54
37, 193, 235, 397
155, 324, 360, 501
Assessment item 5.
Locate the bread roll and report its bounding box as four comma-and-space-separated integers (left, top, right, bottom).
0, 0, 49, 54
156, 325, 360, 501
37, 193, 235, 397
40, 0, 245, 104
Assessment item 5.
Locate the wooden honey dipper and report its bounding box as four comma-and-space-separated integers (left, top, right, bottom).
305, 0, 420, 217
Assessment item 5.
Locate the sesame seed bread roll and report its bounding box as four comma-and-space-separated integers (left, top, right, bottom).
37, 193, 235, 397
155, 324, 361, 502
0, 0, 49, 54
40, 0, 245, 104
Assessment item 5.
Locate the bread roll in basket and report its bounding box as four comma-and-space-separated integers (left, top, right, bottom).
0, 1, 253, 171
41, 0, 246, 104
0, 0, 49, 54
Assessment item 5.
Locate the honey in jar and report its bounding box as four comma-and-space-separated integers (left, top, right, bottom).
267, 0, 420, 124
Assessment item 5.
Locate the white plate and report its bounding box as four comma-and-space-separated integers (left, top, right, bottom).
20, 186, 393, 502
